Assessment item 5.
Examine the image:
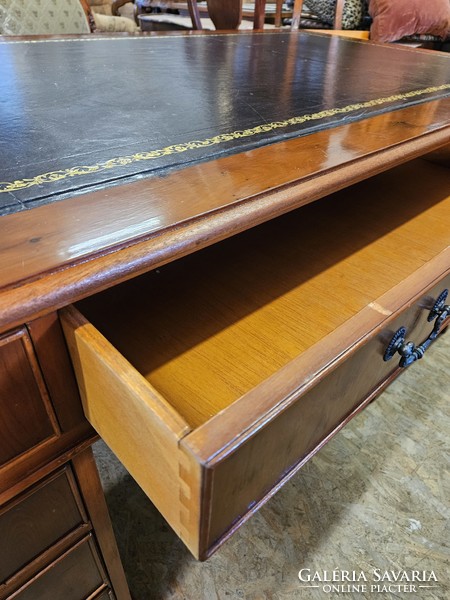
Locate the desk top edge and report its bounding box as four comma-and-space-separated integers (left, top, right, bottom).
0, 100, 449, 333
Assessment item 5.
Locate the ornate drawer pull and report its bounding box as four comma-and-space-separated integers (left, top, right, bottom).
384, 289, 449, 368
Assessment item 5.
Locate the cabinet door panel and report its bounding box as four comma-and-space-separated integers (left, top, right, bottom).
0, 329, 60, 467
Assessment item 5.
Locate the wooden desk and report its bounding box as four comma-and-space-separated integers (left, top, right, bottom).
1, 31, 449, 598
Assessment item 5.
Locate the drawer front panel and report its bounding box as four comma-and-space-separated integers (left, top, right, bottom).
0, 467, 87, 583
0, 329, 60, 467
203, 277, 450, 553
9, 536, 106, 600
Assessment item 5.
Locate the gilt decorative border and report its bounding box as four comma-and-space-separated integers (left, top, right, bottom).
1, 84, 450, 195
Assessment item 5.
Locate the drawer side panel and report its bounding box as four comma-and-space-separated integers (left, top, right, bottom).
60, 306, 191, 544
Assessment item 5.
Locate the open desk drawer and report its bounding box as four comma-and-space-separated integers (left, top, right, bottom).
61, 160, 450, 559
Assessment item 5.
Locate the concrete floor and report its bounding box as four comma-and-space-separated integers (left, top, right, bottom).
94, 331, 449, 600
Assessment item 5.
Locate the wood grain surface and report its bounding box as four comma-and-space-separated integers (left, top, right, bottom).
93, 329, 450, 599
63, 159, 450, 558
61, 306, 192, 550
0, 467, 86, 583
8, 535, 106, 600
0, 329, 60, 466
0, 99, 449, 334
71, 448, 132, 600
75, 159, 450, 427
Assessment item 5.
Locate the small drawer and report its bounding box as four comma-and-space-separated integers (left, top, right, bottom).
0, 329, 60, 468
61, 167, 450, 558
8, 536, 106, 600
0, 467, 88, 583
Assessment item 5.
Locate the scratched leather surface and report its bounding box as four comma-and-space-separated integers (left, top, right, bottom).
1, 31, 450, 214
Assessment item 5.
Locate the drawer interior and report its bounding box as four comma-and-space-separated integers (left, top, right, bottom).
76, 159, 450, 429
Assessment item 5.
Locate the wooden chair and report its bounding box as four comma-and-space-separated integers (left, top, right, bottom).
254, 0, 303, 29
113, 0, 204, 29
257, 0, 346, 31
203, 0, 306, 30
109, 0, 345, 32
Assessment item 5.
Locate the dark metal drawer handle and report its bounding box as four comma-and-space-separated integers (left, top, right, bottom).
384, 289, 449, 368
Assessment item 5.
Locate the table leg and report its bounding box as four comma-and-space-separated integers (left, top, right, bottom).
274, 0, 283, 27
290, 0, 304, 30
253, 0, 266, 29
188, 0, 203, 29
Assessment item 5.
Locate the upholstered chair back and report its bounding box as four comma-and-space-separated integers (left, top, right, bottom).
0, 0, 91, 35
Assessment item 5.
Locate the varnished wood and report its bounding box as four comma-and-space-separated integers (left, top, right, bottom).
308, 28, 370, 39
62, 160, 450, 558
27, 313, 86, 431
1, 100, 449, 334
186, 249, 450, 463
73, 160, 450, 428
199, 275, 450, 553
186, 0, 203, 30
253, 0, 266, 29
0, 467, 92, 597
2, 523, 93, 599
0, 329, 60, 467
274, 0, 283, 27
1, 31, 450, 588
0, 318, 94, 496
8, 535, 107, 600
61, 308, 192, 549
0, 437, 95, 506
71, 449, 132, 600
111, 1, 130, 17
0, 423, 95, 500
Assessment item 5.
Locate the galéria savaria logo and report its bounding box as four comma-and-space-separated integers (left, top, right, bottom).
298, 568, 439, 594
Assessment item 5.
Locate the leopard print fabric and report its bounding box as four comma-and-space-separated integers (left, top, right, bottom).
305, 0, 370, 30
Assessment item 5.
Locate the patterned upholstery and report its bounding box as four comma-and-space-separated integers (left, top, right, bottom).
92, 10, 139, 31
88, 0, 139, 30
0, 0, 91, 35
88, 0, 113, 16
305, 0, 370, 30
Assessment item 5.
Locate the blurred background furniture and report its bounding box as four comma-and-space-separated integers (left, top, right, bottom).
0, 0, 139, 35
120, 0, 366, 33
88, 0, 140, 31
0, 0, 92, 35
129, 0, 306, 30
128, 0, 450, 47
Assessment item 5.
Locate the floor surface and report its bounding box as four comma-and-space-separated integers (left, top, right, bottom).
94, 331, 449, 600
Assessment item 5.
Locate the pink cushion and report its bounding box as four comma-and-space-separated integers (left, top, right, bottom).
369, 0, 450, 43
